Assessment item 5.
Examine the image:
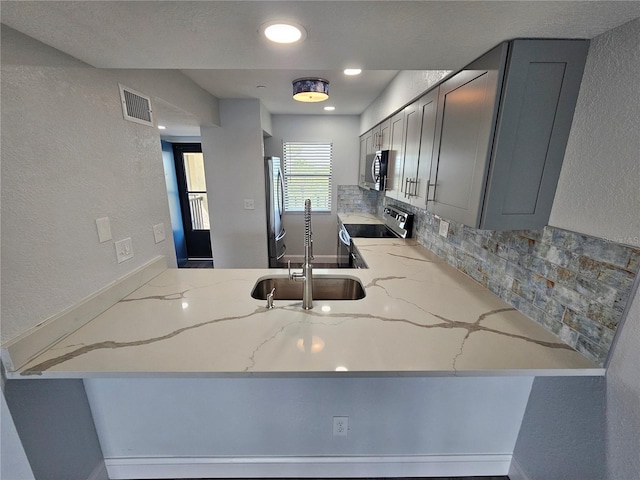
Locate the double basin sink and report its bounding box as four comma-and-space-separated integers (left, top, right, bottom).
251, 275, 366, 301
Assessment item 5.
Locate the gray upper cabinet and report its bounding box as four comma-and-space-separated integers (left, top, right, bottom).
428, 44, 506, 226
401, 88, 440, 207
481, 40, 589, 229
428, 39, 589, 230
358, 128, 373, 188
386, 110, 406, 199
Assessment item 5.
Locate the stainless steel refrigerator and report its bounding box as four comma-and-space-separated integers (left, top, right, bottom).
265, 156, 286, 267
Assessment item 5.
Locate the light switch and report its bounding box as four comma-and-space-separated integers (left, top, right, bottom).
153, 223, 165, 243
243, 199, 255, 210
96, 217, 112, 243
115, 238, 134, 263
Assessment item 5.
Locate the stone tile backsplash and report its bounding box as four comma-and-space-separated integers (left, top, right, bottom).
337, 185, 639, 365
337, 185, 381, 214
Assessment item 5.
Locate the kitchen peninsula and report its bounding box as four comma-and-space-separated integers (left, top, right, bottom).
6, 236, 600, 379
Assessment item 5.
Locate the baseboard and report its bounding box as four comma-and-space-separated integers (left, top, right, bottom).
1, 256, 167, 373
106, 454, 511, 479
509, 456, 533, 480
87, 460, 110, 480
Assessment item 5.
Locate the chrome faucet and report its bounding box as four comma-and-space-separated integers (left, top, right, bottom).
289, 199, 313, 309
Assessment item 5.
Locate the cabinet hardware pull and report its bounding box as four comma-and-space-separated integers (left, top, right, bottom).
426, 181, 437, 202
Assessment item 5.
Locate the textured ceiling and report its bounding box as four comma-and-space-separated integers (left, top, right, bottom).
2, 1, 639, 126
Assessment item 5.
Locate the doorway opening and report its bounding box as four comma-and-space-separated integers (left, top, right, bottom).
172, 143, 213, 264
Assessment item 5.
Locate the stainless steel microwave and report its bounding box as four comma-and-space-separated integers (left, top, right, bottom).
364, 150, 389, 191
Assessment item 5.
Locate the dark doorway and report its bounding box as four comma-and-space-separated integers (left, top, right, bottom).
172, 143, 213, 260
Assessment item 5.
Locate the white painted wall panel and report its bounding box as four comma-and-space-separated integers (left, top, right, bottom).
201, 99, 268, 268
85, 377, 533, 459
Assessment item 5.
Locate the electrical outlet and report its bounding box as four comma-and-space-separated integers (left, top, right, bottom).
243, 198, 255, 210
439, 220, 449, 238
115, 238, 134, 263
153, 223, 165, 243
95, 217, 112, 243
333, 416, 349, 436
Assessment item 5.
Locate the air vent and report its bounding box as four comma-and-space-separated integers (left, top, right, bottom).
118, 84, 154, 126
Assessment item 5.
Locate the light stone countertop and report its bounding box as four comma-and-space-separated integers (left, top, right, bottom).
14, 237, 602, 378
338, 212, 384, 224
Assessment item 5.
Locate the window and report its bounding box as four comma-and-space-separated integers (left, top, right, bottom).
282, 141, 332, 212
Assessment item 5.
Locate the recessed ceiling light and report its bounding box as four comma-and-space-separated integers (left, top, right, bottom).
324, 106, 335, 111
262, 22, 306, 44
344, 68, 362, 76
158, 125, 166, 130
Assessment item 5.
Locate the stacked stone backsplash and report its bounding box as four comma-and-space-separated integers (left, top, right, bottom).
337, 185, 381, 213
337, 185, 639, 366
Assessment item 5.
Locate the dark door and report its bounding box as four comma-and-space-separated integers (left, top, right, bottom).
172, 143, 213, 259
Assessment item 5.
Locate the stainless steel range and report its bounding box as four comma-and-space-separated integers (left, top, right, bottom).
338, 206, 414, 268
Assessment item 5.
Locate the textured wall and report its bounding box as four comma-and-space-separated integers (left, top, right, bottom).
517, 18, 640, 480
549, 19, 640, 248
512, 376, 606, 480
4, 379, 105, 479
606, 283, 640, 479
1, 389, 35, 479
0, 27, 219, 343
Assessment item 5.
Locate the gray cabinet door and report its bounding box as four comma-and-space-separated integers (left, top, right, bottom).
429, 44, 505, 226
481, 39, 589, 230
401, 101, 420, 199
413, 87, 439, 208
358, 129, 373, 188
379, 118, 391, 151
386, 110, 406, 199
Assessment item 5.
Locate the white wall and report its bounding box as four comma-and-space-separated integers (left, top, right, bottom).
359, 70, 450, 134
513, 17, 640, 480
201, 99, 268, 268
85, 376, 532, 475
0, 26, 218, 344
264, 115, 360, 258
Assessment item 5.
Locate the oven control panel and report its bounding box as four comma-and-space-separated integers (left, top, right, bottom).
383, 206, 414, 238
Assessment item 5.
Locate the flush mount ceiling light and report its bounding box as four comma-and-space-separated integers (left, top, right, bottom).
292, 77, 330, 102
344, 68, 362, 76
261, 22, 306, 44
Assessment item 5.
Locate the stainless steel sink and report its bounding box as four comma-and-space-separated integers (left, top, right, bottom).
251, 275, 366, 301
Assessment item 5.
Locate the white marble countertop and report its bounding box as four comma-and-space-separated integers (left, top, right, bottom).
14, 237, 602, 378
338, 212, 383, 225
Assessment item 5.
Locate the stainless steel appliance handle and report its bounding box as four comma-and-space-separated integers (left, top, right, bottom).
426, 181, 437, 202
277, 170, 285, 214
338, 227, 350, 246
371, 155, 380, 182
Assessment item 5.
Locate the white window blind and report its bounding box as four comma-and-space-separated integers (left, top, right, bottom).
282, 142, 332, 212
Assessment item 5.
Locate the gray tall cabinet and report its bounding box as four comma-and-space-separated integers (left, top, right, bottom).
359, 38, 589, 231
